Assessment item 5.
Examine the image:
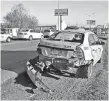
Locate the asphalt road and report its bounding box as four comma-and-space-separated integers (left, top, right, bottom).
1, 39, 108, 100
1, 40, 40, 83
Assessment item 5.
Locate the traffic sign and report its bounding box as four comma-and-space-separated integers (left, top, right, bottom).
87, 20, 95, 25
54, 9, 68, 16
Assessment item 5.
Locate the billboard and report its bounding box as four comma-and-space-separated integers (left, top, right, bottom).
97, 25, 104, 28
54, 9, 68, 16
87, 20, 95, 25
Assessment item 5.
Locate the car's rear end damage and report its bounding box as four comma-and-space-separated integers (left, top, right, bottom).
26, 30, 93, 92
36, 39, 91, 71
26, 40, 91, 91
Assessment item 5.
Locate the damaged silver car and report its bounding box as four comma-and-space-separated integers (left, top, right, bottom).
26, 29, 103, 90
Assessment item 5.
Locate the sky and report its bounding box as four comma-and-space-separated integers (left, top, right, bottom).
1, 0, 108, 27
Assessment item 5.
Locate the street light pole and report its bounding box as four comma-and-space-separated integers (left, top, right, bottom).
58, 0, 59, 30
60, 15, 62, 30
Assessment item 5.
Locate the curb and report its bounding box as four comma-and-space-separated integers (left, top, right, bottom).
1, 69, 26, 85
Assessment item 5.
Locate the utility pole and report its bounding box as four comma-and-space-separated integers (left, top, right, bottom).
55, 1, 68, 30
60, 15, 62, 30
58, 0, 59, 30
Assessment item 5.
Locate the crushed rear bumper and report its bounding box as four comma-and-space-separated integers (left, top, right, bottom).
26, 56, 91, 83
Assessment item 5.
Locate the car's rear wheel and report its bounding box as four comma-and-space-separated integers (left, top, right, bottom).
98, 57, 102, 63
87, 61, 93, 78
75, 61, 93, 79
6, 37, 11, 42
29, 35, 33, 41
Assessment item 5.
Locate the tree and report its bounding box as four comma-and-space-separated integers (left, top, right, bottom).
3, 4, 38, 29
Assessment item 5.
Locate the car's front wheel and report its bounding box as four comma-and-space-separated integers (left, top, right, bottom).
29, 35, 33, 41
6, 37, 11, 42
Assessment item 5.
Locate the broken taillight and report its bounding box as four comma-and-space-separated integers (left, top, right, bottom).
76, 47, 84, 60
37, 47, 42, 54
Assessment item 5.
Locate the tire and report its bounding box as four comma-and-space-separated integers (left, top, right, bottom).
87, 61, 93, 78
98, 59, 101, 63
75, 61, 93, 79
75, 66, 87, 78
6, 37, 11, 42
98, 57, 102, 63
29, 36, 33, 41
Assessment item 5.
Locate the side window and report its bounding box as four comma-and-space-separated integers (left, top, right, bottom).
35, 30, 40, 33
93, 34, 99, 43
50, 29, 53, 32
88, 34, 95, 45
30, 30, 35, 33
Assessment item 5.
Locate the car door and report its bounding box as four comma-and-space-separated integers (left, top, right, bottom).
35, 30, 41, 38
88, 34, 99, 65
92, 34, 103, 61
30, 30, 35, 39
0, 34, 7, 41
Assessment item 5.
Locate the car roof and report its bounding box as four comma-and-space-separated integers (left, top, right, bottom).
62, 29, 95, 35
60, 29, 85, 34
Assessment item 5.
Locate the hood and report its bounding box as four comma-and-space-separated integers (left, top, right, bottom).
39, 39, 80, 50
2, 34, 12, 37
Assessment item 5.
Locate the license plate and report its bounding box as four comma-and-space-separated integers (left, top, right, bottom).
51, 49, 60, 55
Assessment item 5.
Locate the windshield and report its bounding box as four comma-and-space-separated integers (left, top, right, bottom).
21, 29, 29, 32
48, 31, 84, 43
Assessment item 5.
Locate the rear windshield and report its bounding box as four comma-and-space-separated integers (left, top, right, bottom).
21, 29, 29, 32
48, 31, 84, 43
44, 30, 50, 32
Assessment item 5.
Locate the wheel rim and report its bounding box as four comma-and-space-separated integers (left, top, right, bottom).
29, 36, 32, 41
88, 62, 93, 78
7, 37, 10, 42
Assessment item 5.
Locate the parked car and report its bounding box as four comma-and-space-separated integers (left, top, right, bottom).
43, 29, 54, 37
26, 29, 104, 86
18, 29, 44, 40
0, 30, 12, 42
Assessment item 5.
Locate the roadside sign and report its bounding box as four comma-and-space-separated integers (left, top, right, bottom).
87, 20, 95, 25
97, 25, 103, 28
54, 9, 68, 16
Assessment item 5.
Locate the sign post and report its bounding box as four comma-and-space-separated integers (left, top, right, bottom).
55, 9, 68, 30
87, 20, 95, 30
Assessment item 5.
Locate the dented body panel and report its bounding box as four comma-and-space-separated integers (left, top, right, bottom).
26, 30, 103, 87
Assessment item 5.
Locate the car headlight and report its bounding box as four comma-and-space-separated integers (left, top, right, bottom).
68, 59, 74, 67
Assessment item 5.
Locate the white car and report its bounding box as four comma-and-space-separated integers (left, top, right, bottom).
0, 32, 12, 42
43, 29, 54, 37
18, 29, 44, 40
26, 29, 104, 81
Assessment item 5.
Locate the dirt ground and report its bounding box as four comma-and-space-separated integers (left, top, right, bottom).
1, 40, 108, 100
